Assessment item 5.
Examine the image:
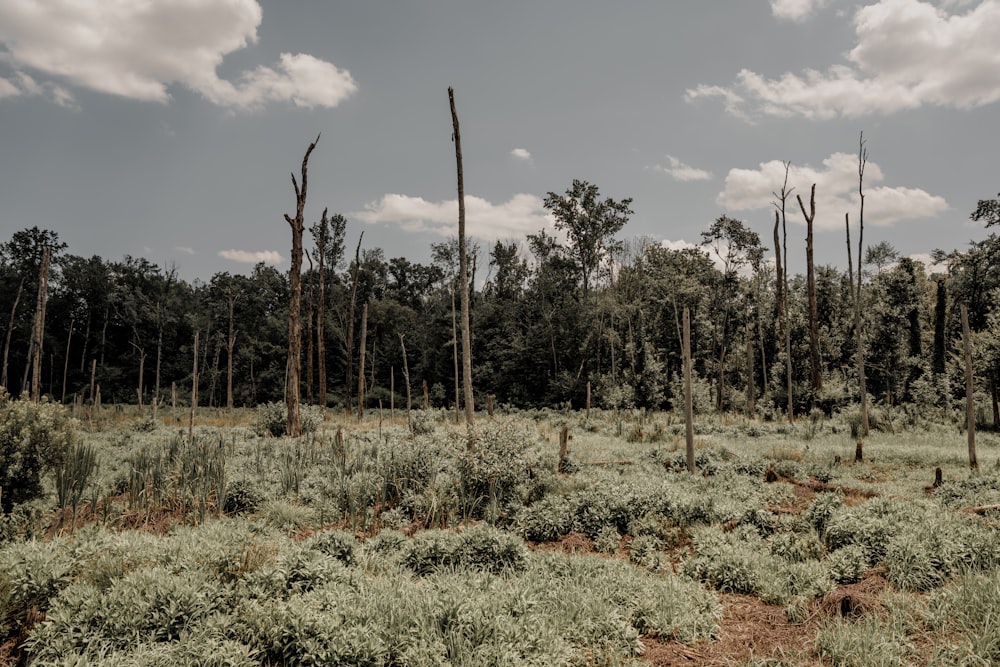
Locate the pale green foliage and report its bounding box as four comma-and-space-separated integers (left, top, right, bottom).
403, 524, 526, 575
0, 538, 78, 636
682, 525, 833, 605
255, 401, 323, 437
815, 616, 913, 667
827, 545, 868, 585
0, 389, 77, 512
593, 525, 621, 554
925, 568, 1000, 664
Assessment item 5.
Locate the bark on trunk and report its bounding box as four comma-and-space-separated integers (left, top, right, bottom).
683, 307, 695, 474
345, 233, 363, 415
283, 134, 320, 437
1, 278, 24, 391
357, 303, 368, 420
961, 304, 978, 471
449, 86, 475, 428
798, 184, 822, 399
30, 247, 52, 401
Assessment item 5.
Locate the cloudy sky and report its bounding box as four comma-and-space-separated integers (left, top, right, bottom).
1, 0, 998, 279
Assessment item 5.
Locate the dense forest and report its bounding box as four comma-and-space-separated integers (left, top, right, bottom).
2, 183, 999, 424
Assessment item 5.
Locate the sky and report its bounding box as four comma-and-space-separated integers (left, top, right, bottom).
1, 0, 999, 281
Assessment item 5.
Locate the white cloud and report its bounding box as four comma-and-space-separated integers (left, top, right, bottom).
717, 152, 948, 230
0, 0, 357, 109
771, 0, 829, 21
0, 78, 18, 98
218, 249, 283, 264
353, 193, 555, 241
688, 0, 1000, 119
650, 155, 714, 182
510, 148, 532, 161
175, 246, 195, 255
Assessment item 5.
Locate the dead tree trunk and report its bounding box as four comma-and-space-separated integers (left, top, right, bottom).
2, 278, 24, 391
855, 134, 870, 441
449, 86, 475, 428
961, 304, 978, 471
798, 183, 822, 400
683, 306, 695, 474
345, 233, 363, 416
399, 333, 413, 435
304, 253, 315, 405
316, 209, 329, 409
30, 246, 52, 401
746, 321, 755, 419
190, 330, 199, 444
225, 289, 237, 412
61, 320, 74, 404
772, 164, 794, 423
283, 134, 320, 437
357, 303, 368, 421
451, 284, 460, 423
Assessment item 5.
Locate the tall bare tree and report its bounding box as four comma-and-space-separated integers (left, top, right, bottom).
683, 306, 695, 473
283, 134, 320, 437
798, 183, 822, 399
1, 278, 23, 391
345, 233, 363, 415
30, 246, 52, 401
854, 133, 870, 444
449, 86, 474, 427
772, 163, 794, 422
961, 303, 978, 471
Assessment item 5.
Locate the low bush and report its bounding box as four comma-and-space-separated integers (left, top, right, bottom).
0, 390, 77, 512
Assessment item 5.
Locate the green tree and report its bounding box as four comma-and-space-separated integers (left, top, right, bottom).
543, 180, 633, 298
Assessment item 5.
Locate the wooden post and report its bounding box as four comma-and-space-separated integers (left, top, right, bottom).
390, 366, 395, 421
423, 380, 429, 410
558, 426, 569, 473
89, 359, 97, 406
961, 304, 978, 471
586, 380, 591, 420
683, 307, 695, 474
486, 394, 494, 417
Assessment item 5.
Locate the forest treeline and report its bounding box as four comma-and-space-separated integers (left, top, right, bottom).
2, 183, 999, 424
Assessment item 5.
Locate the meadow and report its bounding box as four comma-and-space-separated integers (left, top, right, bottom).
3, 401, 1000, 666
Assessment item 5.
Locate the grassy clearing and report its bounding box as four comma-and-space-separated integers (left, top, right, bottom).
2, 405, 1000, 665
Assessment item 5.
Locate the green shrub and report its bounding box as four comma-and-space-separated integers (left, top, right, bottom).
515, 495, 576, 542
806, 491, 845, 533
769, 529, 825, 563
815, 616, 913, 667
305, 529, 357, 566
403, 525, 526, 575
0, 539, 78, 636
593, 525, 621, 554
454, 420, 535, 512
827, 545, 868, 584
255, 402, 323, 437
0, 390, 77, 512
926, 568, 1000, 664
222, 479, 264, 515
682, 526, 765, 595
24, 567, 228, 660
